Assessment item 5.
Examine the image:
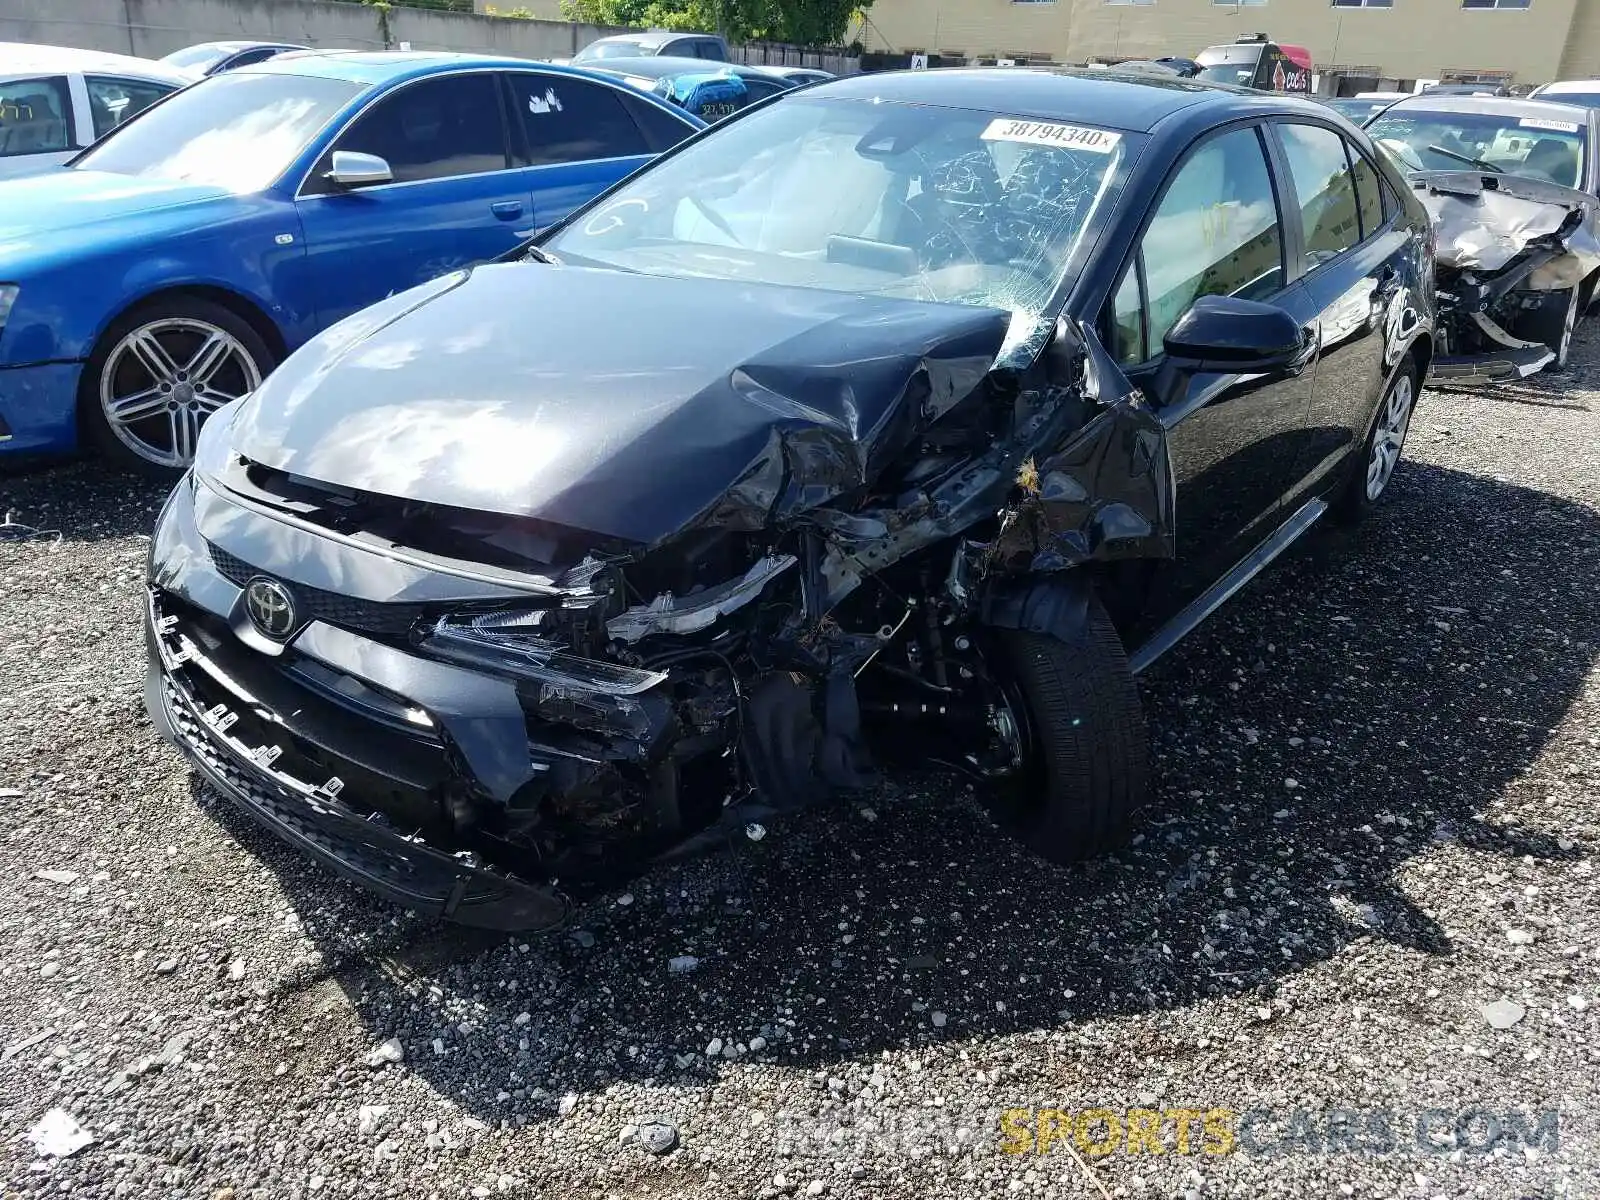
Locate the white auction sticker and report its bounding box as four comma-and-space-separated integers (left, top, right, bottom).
981, 118, 1122, 154
1520, 117, 1580, 133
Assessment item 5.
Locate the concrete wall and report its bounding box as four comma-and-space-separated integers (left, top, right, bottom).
850, 0, 1598, 86
0, 0, 631, 61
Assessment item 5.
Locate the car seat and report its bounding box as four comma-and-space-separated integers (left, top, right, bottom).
896, 145, 1008, 270
1523, 137, 1580, 188
0, 85, 68, 155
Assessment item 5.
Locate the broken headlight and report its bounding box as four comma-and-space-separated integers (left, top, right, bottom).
419, 610, 667, 696
606, 554, 798, 644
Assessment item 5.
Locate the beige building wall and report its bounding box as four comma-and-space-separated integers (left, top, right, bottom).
851, 0, 1598, 86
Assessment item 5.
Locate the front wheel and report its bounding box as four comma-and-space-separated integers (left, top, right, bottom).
1512, 284, 1579, 370
984, 596, 1149, 864
79, 297, 274, 474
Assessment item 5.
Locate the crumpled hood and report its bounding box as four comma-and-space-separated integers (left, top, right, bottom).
229, 263, 1011, 546
1412, 170, 1600, 283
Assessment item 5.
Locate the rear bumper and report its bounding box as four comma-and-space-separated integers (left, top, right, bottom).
0, 361, 83, 455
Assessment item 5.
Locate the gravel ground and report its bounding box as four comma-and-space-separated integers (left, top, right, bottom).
1, 331, 1597, 1200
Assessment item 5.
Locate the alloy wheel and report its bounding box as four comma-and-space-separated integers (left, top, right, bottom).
1365, 372, 1414, 502
99, 317, 262, 468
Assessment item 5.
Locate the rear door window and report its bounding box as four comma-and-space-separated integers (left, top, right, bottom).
506, 72, 648, 165
1347, 144, 1387, 239
0, 75, 72, 156
85, 76, 178, 140
618, 92, 697, 152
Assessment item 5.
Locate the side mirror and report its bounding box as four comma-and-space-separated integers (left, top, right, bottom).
1161, 294, 1310, 375
324, 150, 393, 189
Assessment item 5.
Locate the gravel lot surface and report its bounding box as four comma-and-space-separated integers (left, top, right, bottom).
1, 332, 1597, 1200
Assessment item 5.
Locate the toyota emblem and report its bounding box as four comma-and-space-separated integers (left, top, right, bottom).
244, 576, 297, 640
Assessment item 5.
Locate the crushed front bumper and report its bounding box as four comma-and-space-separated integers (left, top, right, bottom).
144, 477, 573, 932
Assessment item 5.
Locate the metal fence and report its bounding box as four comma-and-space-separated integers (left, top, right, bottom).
729, 41, 860, 75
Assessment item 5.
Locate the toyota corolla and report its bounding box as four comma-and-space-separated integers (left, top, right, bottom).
146, 70, 1436, 930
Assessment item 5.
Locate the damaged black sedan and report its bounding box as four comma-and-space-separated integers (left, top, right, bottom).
146, 71, 1436, 930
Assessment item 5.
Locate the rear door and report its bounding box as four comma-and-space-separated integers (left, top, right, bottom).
503, 70, 689, 234
1269, 120, 1408, 502
294, 70, 531, 327
1102, 122, 1321, 616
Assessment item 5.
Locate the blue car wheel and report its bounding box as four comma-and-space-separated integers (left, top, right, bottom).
80, 296, 274, 474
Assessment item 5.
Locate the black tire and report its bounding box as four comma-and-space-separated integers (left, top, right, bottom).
1511, 284, 1579, 370
78, 295, 275, 475
1334, 351, 1418, 525
988, 597, 1149, 864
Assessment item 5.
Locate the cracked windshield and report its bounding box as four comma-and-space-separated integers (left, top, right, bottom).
545, 97, 1130, 356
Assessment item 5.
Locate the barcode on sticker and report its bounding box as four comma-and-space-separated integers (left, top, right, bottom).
1520, 117, 1580, 133
981, 118, 1122, 154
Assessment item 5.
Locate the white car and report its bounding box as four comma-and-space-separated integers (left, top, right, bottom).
0, 42, 197, 180
1531, 79, 1600, 109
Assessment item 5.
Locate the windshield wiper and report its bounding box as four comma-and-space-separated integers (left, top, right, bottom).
688, 196, 744, 246
522, 244, 561, 265
1427, 144, 1503, 173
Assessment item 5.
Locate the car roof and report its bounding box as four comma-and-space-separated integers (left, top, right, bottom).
584, 30, 707, 50
235, 49, 610, 87
1535, 79, 1600, 94
810, 67, 1303, 134
1378, 94, 1592, 124
586, 55, 781, 82
0, 40, 197, 84
176, 40, 304, 54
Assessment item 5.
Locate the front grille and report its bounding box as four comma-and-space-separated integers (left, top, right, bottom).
207, 541, 428, 637
164, 676, 457, 902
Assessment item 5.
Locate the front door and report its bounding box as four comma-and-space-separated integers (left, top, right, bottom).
1104, 123, 1319, 622
294, 71, 533, 328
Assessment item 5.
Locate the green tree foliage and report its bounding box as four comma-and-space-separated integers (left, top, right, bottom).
560, 0, 865, 46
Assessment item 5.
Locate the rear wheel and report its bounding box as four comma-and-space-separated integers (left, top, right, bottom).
1336, 353, 1416, 523
984, 596, 1149, 864
79, 297, 273, 474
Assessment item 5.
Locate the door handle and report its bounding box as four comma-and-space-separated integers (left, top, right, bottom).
491, 200, 524, 220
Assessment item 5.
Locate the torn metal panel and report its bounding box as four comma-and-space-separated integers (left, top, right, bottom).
1414, 170, 1600, 287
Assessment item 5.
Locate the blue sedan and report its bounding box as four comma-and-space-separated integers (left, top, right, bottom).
0, 51, 703, 469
